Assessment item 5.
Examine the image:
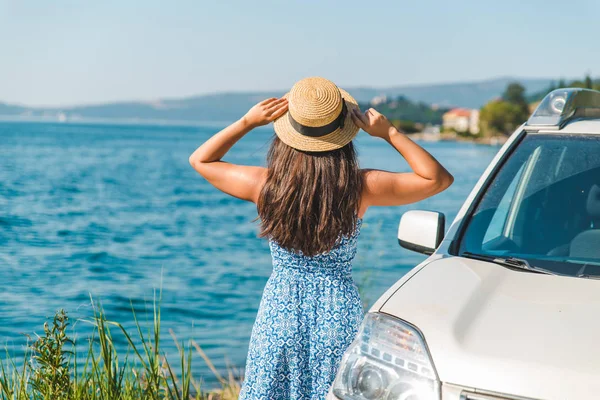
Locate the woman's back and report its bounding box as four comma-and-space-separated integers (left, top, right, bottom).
239, 218, 364, 399
269, 217, 362, 277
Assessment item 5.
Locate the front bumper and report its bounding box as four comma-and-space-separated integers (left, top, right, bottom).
327, 383, 536, 400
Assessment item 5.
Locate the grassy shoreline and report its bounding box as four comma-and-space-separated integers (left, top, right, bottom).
0, 294, 242, 400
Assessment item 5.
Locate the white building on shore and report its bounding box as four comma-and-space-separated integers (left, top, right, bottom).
442, 108, 480, 134
369, 94, 388, 106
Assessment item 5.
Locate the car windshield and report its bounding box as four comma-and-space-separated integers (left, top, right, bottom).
459, 133, 600, 278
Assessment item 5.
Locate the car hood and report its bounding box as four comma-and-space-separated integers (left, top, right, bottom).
379, 256, 600, 400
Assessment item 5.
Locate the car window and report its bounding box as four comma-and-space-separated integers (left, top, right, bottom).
459, 134, 600, 277
482, 162, 525, 244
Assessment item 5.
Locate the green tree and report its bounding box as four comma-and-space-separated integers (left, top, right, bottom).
503, 82, 526, 104
502, 82, 529, 122
479, 100, 524, 137
390, 119, 419, 133
569, 80, 587, 89
585, 74, 593, 89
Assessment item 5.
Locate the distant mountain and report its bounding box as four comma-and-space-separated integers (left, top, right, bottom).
0, 102, 26, 115
0, 77, 556, 123
356, 77, 555, 108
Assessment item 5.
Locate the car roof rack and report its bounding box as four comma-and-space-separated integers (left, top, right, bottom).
524, 88, 600, 131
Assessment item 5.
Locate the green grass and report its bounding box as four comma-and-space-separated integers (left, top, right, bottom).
0, 290, 242, 400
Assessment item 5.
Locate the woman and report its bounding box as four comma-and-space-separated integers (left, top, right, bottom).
189, 77, 453, 399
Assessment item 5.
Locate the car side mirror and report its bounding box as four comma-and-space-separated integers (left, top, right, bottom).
398, 210, 445, 255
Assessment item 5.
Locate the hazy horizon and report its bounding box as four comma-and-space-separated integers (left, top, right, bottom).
3, 0, 599, 107
1, 75, 566, 109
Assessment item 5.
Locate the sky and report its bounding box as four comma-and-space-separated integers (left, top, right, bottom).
2, 0, 600, 107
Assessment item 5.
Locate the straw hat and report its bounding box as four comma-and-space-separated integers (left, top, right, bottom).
273, 77, 360, 152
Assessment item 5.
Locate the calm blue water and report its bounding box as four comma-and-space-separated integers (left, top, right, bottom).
0, 121, 499, 386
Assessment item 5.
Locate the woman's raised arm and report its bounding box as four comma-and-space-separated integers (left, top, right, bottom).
350, 107, 453, 213
188, 97, 288, 203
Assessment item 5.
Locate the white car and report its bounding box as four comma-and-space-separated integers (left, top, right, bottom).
329, 88, 600, 400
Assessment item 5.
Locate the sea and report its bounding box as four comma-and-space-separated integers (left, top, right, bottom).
0, 121, 500, 387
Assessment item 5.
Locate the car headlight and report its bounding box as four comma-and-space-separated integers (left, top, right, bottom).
332, 313, 440, 400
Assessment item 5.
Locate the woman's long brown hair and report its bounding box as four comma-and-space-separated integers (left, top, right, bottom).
257, 136, 363, 256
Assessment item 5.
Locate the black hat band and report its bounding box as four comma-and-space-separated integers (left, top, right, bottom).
287, 101, 347, 138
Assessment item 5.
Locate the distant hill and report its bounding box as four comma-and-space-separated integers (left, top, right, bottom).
359, 96, 448, 125
362, 77, 554, 108
0, 77, 557, 124
0, 103, 26, 115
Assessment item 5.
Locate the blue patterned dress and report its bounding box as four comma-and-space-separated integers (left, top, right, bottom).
239, 218, 364, 400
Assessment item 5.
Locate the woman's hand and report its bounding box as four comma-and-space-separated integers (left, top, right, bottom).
351, 107, 397, 139
189, 99, 285, 204
356, 106, 454, 210
242, 97, 288, 128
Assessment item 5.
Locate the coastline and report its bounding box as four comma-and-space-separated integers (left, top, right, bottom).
0, 117, 507, 146
409, 131, 508, 146
0, 117, 508, 146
